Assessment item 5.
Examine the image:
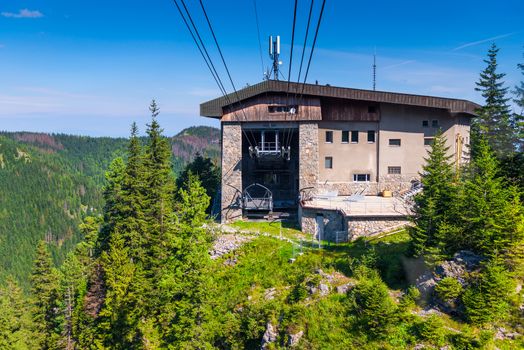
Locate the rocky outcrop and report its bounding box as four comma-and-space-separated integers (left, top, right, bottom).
287, 330, 304, 348
261, 322, 278, 349
415, 250, 483, 305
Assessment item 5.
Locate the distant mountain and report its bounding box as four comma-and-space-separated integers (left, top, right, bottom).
0, 126, 220, 288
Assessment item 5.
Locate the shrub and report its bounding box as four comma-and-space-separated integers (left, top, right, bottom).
350, 271, 397, 338
435, 277, 463, 302
416, 315, 447, 346
462, 259, 515, 325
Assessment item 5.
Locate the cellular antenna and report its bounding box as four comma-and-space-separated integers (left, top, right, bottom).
372, 48, 377, 91
269, 35, 281, 80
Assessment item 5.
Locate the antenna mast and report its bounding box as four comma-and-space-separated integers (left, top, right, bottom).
269, 35, 281, 80
372, 48, 377, 91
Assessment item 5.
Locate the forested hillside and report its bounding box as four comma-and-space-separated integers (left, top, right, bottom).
0, 126, 219, 288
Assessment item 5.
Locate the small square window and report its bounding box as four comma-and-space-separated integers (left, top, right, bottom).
353, 174, 370, 182
341, 131, 349, 143
351, 130, 359, 143
325, 131, 333, 143
422, 120, 429, 127
424, 138, 434, 146
432, 120, 439, 127
389, 139, 401, 146
325, 156, 333, 169
388, 166, 401, 174
367, 130, 375, 143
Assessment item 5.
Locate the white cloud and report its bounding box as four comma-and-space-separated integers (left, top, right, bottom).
452, 32, 516, 51
1, 9, 43, 18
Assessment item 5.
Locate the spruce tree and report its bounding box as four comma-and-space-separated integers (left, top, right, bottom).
459, 138, 524, 257
409, 132, 459, 258
462, 258, 515, 325
513, 54, 524, 150
177, 153, 220, 213
474, 43, 516, 157
0, 278, 37, 349
30, 241, 61, 349
162, 175, 212, 348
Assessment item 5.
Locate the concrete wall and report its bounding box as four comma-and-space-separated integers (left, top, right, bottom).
221, 123, 243, 223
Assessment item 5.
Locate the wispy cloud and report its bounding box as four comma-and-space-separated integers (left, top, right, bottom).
381, 60, 416, 70
452, 32, 516, 51
1, 9, 43, 19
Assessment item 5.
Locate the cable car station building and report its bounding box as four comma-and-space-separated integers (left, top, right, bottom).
200, 80, 478, 241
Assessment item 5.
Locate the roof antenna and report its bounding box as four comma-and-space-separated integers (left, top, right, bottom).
372, 47, 377, 91
269, 35, 282, 80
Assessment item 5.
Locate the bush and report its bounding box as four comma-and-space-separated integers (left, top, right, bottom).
350, 271, 397, 338
462, 259, 515, 325
416, 315, 447, 346
435, 277, 463, 302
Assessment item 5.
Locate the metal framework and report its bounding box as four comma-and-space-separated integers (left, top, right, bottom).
242, 183, 273, 211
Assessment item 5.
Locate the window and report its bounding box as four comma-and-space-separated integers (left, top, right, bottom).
325, 131, 333, 143
325, 156, 333, 169
353, 174, 370, 182
351, 130, 359, 143
368, 106, 377, 113
367, 130, 375, 143
422, 120, 429, 127
424, 137, 434, 146
388, 166, 401, 175
268, 105, 299, 113
389, 138, 401, 146
341, 130, 349, 143
432, 119, 439, 127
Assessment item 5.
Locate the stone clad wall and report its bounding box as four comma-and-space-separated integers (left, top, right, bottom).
221, 123, 243, 223
298, 123, 319, 194
347, 217, 411, 240
300, 207, 410, 242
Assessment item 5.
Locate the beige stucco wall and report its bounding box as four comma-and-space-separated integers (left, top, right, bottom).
318, 121, 379, 183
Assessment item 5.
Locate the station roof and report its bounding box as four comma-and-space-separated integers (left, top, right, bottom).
200, 80, 480, 118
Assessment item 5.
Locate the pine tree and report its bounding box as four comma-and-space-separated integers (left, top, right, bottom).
30, 241, 61, 349
143, 100, 176, 265
513, 53, 524, 151
474, 43, 516, 157
409, 132, 459, 258
176, 153, 220, 214
162, 175, 212, 348
462, 258, 515, 325
0, 278, 37, 349
460, 138, 524, 257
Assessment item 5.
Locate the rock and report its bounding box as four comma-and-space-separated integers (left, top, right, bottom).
261, 322, 277, 349
287, 330, 304, 348
264, 288, 277, 301
415, 250, 483, 302
336, 282, 355, 294
319, 283, 330, 296
495, 327, 521, 340
210, 234, 254, 259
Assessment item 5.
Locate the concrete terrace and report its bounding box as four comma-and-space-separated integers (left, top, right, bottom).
302, 195, 412, 217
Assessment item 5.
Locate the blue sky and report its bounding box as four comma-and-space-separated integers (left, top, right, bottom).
1, 0, 523, 136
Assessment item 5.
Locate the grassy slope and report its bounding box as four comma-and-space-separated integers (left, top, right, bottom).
207, 223, 522, 349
